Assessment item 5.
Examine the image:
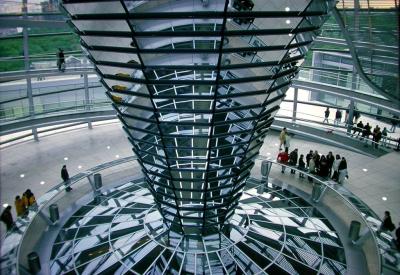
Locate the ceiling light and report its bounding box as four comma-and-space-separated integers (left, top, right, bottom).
266, 152, 271, 156
107, 146, 111, 150
78, 165, 82, 169
288, 33, 293, 37
286, 19, 291, 24
285, 7, 290, 12
20, 174, 25, 178
40, 181, 45, 185
274, 143, 278, 146
382, 196, 387, 201
362, 168, 368, 172
115, 154, 120, 159
64, 157, 69, 161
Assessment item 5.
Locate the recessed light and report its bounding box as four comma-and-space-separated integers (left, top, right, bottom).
64, 157, 69, 161
78, 165, 82, 169
274, 143, 278, 146
40, 181, 45, 185
382, 196, 387, 201
107, 146, 111, 150
286, 19, 291, 24
288, 33, 293, 37
3, 203, 9, 208
115, 154, 120, 159
362, 168, 368, 172
285, 7, 290, 12
266, 152, 271, 156
20, 174, 25, 178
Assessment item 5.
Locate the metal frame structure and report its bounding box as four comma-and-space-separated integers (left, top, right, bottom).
61, 0, 336, 238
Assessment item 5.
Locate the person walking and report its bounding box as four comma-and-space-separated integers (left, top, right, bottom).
1, 206, 14, 231
380, 211, 395, 232
277, 148, 289, 174
334, 109, 342, 126
338, 157, 348, 184
57, 48, 65, 72
14, 196, 26, 217
22, 189, 36, 208
279, 128, 287, 150
284, 133, 291, 152
323, 107, 330, 124
390, 115, 398, 133
61, 165, 72, 192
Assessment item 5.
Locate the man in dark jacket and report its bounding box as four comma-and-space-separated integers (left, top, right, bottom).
289, 149, 298, 174
326, 151, 335, 176
1, 206, 14, 231
61, 165, 72, 192
306, 150, 313, 168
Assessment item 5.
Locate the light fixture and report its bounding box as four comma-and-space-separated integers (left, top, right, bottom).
285, 7, 290, 12
288, 33, 293, 37
362, 168, 368, 172
274, 143, 278, 146
3, 203, 9, 208
64, 157, 69, 161
107, 146, 111, 150
115, 154, 120, 159
286, 19, 291, 24
78, 165, 82, 169
20, 174, 25, 178
382, 196, 387, 201
40, 181, 45, 185
266, 152, 271, 156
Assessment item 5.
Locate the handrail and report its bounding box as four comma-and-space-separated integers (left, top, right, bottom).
0, 155, 137, 275
256, 155, 383, 275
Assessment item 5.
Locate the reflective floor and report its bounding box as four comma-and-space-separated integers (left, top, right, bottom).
50, 178, 346, 274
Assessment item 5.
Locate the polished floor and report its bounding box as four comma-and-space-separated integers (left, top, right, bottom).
0, 122, 399, 238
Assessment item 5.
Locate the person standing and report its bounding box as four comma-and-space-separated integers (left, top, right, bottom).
306, 150, 313, 168
373, 128, 382, 148
338, 157, 348, 184
308, 156, 316, 182
334, 109, 342, 126
331, 154, 341, 181
14, 196, 26, 217
319, 156, 329, 179
323, 107, 330, 124
1, 206, 14, 231
353, 120, 363, 137
279, 128, 287, 150
381, 127, 388, 147
326, 151, 335, 176
61, 165, 72, 192
288, 148, 298, 174
298, 154, 306, 178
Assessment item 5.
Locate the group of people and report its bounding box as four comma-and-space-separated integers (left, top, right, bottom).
1, 165, 71, 232
278, 128, 348, 183
352, 122, 390, 148
322, 107, 360, 126
1, 189, 36, 231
